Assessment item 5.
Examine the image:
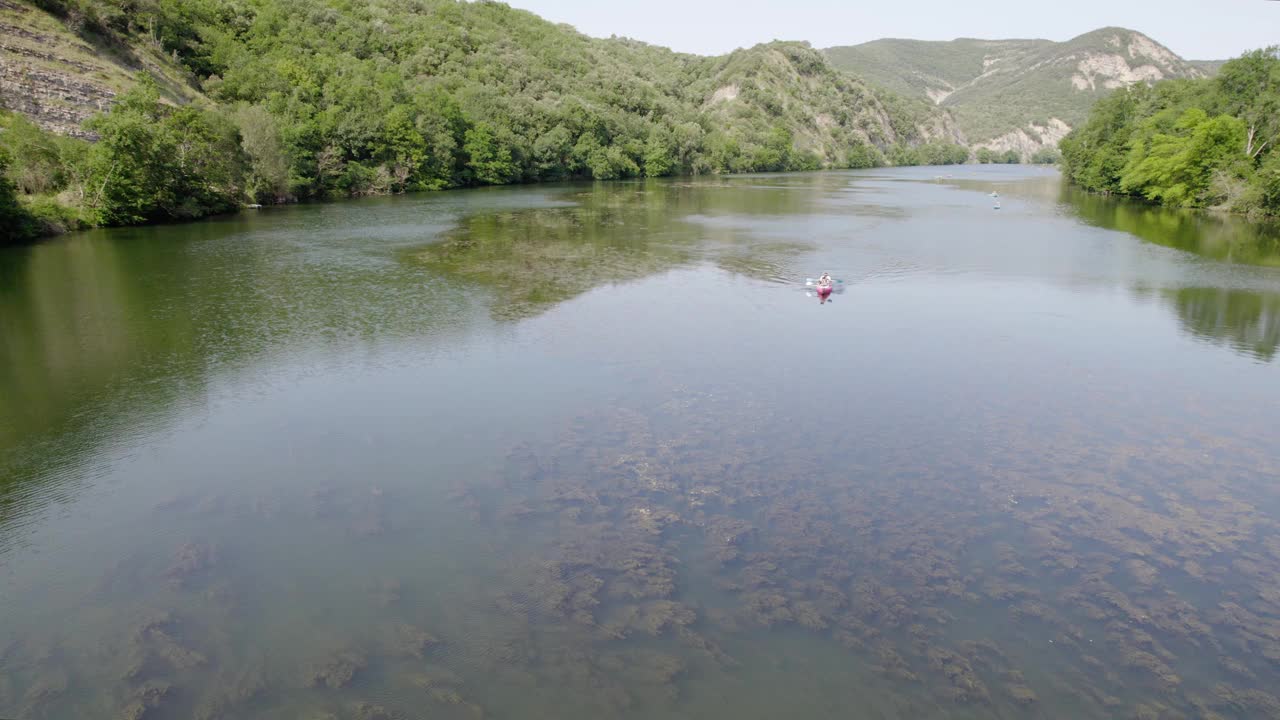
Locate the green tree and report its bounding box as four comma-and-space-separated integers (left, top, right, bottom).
843, 141, 881, 169
0, 112, 72, 195
233, 103, 292, 202
82, 78, 177, 225
1120, 108, 1246, 207
164, 105, 245, 217
1060, 85, 1149, 192
0, 148, 35, 243
83, 76, 247, 224
1030, 148, 1060, 164
889, 144, 921, 166
1250, 152, 1280, 214
463, 123, 516, 185
642, 131, 673, 178
532, 125, 576, 180
1215, 47, 1280, 160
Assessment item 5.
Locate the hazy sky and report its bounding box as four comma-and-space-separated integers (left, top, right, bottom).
504, 0, 1277, 60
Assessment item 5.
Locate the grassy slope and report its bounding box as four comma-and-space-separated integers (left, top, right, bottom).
823, 37, 1051, 103
692, 42, 951, 160
0, 0, 200, 136
824, 27, 1203, 143
4, 0, 950, 166
1187, 59, 1226, 76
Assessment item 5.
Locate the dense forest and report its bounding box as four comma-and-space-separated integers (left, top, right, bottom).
1060, 47, 1280, 217
0, 0, 971, 243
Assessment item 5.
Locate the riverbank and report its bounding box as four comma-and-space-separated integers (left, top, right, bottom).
1059, 48, 1280, 220
3, 167, 1279, 720
2, 146, 1033, 247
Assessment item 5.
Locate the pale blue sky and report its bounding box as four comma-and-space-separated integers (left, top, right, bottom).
505, 0, 1277, 60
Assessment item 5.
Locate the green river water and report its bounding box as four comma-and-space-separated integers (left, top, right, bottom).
1, 166, 1279, 719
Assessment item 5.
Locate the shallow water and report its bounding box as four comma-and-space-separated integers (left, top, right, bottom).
2, 166, 1279, 719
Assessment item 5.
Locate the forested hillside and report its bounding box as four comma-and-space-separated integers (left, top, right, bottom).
1060, 48, 1280, 218
0, 0, 964, 243
824, 28, 1204, 157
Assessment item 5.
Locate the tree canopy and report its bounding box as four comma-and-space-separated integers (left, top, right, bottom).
1060, 47, 1280, 217
3, 0, 970, 241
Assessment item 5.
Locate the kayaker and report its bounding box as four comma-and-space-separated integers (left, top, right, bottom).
816, 272, 834, 303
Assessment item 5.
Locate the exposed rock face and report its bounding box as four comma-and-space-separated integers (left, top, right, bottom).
0, 0, 197, 137
707, 84, 739, 105
1069, 31, 1192, 92
0, 9, 117, 137
915, 108, 966, 146
976, 118, 1072, 157
0, 61, 115, 137
823, 27, 1205, 157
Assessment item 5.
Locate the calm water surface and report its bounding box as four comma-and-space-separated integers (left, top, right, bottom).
2, 166, 1279, 719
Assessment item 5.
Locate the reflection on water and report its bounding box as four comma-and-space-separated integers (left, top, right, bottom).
1162, 287, 1280, 362
947, 169, 1280, 363
1057, 186, 1280, 363
1066, 190, 1280, 364
412, 186, 700, 321
1, 167, 1280, 719
1063, 186, 1280, 268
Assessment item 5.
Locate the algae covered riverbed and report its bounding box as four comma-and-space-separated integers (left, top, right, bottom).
1, 166, 1279, 719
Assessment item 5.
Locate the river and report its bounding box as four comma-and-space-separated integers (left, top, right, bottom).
1, 166, 1279, 719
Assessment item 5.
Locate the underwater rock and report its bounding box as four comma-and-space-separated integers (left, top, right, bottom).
610, 549, 677, 600
741, 590, 793, 627
873, 644, 918, 682
393, 623, 440, 660
127, 611, 207, 677
193, 662, 266, 720
1216, 655, 1255, 680
1211, 683, 1280, 717
166, 542, 217, 588
791, 600, 827, 630
1131, 702, 1179, 720
119, 681, 170, 720
426, 687, 467, 705
1005, 682, 1038, 705
675, 627, 736, 667
94, 552, 151, 597
625, 505, 681, 535
22, 669, 69, 714
608, 649, 684, 703
306, 650, 367, 689
600, 600, 696, 638
1127, 558, 1160, 586
441, 383, 1280, 718
538, 562, 604, 625
405, 665, 464, 690
350, 701, 401, 720
926, 647, 990, 704
1121, 649, 1181, 690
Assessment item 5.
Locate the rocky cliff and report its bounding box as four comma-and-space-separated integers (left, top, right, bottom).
0, 0, 196, 137
824, 28, 1206, 158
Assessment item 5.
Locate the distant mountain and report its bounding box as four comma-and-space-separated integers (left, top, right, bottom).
1187, 59, 1227, 76
823, 28, 1206, 157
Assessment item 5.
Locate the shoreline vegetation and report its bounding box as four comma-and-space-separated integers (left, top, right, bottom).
1060, 47, 1279, 220
1, 0, 1015, 246
1, 1, 1273, 245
